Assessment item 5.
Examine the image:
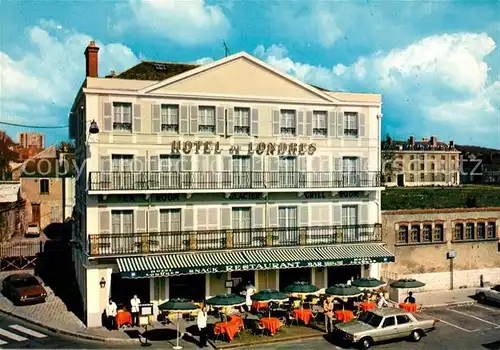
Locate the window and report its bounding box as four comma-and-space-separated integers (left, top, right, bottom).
280, 110, 296, 136
313, 111, 327, 136
440, 173, 446, 181
487, 222, 496, 239
342, 205, 358, 241
382, 316, 396, 328
431, 163, 435, 170
423, 224, 432, 242
420, 163, 424, 171
454, 223, 464, 241
40, 179, 49, 194
409, 174, 415, 182
433, 224, 443, 242
343, 112, 358, 136
51, 206, 59, 222
477, 222, 485, 239
160, 105, 179, 133
278, 206, 298, 244
430, 173, 435, 181
111, 210, 133, 233
410, 225, 420, 242
232, 156, 251, 187
420, 173, 425, 181
398, 225, 409, 244
232, 207, 252, 246
465, 223, 474, 240
112, 155, 134, 172
410, 163, 415, 171
113, 102, 132, 131
279, 156, 297, 187
234, 107, 250, 135
343, 157, 360, 186
396, 315, 410, 325
198, 106, 216, 134
160, 209, 181, 232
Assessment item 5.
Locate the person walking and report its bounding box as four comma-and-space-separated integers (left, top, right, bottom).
323, 297, 334, 333
197, 307, 208, 348
130, 294, 141, 327
244, 281, 255, 312
105, 298, 117, 330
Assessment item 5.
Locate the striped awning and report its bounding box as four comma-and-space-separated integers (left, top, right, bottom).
118, 244, 394, 278
316, 244, 394, 265
118, 251, 248, 278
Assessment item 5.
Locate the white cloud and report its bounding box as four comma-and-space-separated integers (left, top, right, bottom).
254, 32, 500, 148
194, 57, 214, 65
0, 21, 138, 139
111, 0, 230, 46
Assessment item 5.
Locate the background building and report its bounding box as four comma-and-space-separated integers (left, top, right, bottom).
70, 41, 391, 327
382, 135, 461, 187
18, 132, 44, 149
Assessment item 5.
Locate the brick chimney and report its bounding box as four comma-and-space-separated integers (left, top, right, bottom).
409, 136, 415, 145
84, 41, 99, 78
430, 135, 437, 147
449, 140, 454, 148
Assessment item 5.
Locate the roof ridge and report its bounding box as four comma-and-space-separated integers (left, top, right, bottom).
140, 60, 200, 66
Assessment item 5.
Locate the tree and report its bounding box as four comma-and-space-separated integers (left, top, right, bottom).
0, 131, 19, 180
57, 140, 75, 153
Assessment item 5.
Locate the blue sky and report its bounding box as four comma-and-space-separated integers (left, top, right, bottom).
1, 0, 499, 148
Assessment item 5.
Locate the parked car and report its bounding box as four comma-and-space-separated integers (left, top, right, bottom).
475, 285, 500, 304
25, 223, 40, 237
333, 308, 438, 349
2, 273, 47, 305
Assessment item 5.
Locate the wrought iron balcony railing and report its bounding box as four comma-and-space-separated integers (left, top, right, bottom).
88, 223, 382, 257
88, 171, 381, 191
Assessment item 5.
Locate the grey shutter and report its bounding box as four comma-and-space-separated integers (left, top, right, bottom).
297, 110, 304, 136
359, 113, 366, 137
216, 106, 225, 136
182, 155, 192, 171
252, 155, 263, 187
152, 105, 161, 133
332, 205, 342, 225
223, 155, 232, 171
328, 110, 336, 137
312, 156, 320, 172
179, 105, 188, 134
135, 209, 147, 233
223, 155, 232, 187
299, 205, 309, 227
251, 108, 259, 136
226, 107, 234, 136
306, 111, 313, 136
268, 205, 278, 228
360, 203, 369, 224
298, 157, 307, 172
149, 209, 159, 233
189, 106, 198, 134
336, 111, 344, 137
99, 210, 110, 234
272, 110, 280, 135
221, 206, 231, 229
333, 157, 342, 171
183, 207, 194, 231
103, 102, 112, 132
133, 104, 141, 132
134, 156, 146, 172
361, 157, 369, 186
149, 155, 159, 171
100, 155, 111, 171
269, 156, 279, 172
252, 206, 264, 228
182, 155, 192, 188
361, 157, 368, 171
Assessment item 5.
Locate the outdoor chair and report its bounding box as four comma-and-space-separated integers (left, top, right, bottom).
278, 316, 287, 328
254, 322, 266, 337
286, 312, 298, 326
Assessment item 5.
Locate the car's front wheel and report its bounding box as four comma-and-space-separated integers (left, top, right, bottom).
410, 330, 422, 342
476, 293, 486, 303
359, 337, 373, 349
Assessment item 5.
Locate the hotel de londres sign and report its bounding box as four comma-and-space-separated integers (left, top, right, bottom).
170, 141, 317, 156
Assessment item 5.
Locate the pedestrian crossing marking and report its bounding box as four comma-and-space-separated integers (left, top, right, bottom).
0, 328, 28, 342
9, 325, 47, 338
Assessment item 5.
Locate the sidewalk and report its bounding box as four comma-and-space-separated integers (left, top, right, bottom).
413, 287, 477, 309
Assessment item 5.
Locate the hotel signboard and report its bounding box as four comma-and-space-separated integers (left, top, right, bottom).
170, 141, 317, 156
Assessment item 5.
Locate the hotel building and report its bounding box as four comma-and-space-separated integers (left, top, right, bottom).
70, 41, 393, 327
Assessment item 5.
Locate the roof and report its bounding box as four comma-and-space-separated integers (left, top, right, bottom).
371, 308, 409, 317
0, 183, 21, 203
382, 138, 457, 152
115, 61, 200, 81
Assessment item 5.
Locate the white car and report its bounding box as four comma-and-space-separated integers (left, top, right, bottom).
25, 223, 40, 238
475, 285, 500, 304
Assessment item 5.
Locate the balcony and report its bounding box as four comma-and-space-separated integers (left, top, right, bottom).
88, 223, 382, 257
88, 171, 381, 192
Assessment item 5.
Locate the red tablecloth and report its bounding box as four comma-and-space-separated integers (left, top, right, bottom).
252, 301, 268, 311
260, 317, 281, 335
115, 310, 132, 328
229, 315, 245, 330
399, 303, 417, 312
214, 322, 239, 341
360, 302, 376, 312
293, 309, 313, 325
335, 310, 355, 322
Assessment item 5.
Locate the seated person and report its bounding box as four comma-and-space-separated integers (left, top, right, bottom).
377, 292, 389, 308
404, 291, 416, 304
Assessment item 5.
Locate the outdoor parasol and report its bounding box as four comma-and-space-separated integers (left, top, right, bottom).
158, 299, 199, 350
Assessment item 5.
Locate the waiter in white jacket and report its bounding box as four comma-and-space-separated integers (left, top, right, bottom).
130, 295, 141, 327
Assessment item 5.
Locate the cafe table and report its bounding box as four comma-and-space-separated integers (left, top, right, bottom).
252, 300, 268, 312
292, 308, 313, 325
259, 316, 281, 335
359, 301, 376, 312
228, 315, 245, 330
399, 303, 418, 312
334, 310, 355, 322
115, 310, 132, 328
214, 321, 239, 341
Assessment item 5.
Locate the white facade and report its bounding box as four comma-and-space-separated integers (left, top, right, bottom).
70, 49, 389, 327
